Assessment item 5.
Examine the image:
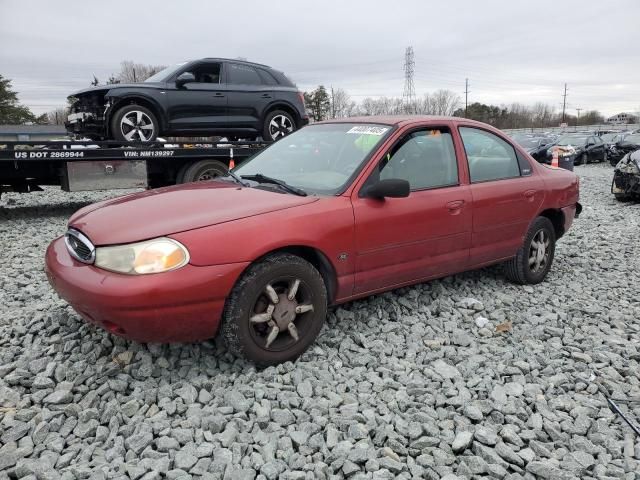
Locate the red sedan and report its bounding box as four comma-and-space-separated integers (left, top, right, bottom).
46, 116, 581, 365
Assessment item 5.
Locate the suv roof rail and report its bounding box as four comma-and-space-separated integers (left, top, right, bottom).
202, 57, 271, 68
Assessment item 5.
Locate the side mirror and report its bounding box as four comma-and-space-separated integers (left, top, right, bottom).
176, 72, 195, 88
362, 179, 410, 199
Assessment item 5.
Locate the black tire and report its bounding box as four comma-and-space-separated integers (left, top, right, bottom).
614, 193, 631, 202
179, 159, 228, 184
221, 253, 327, 366
504, 217, 556, 285
581, 152, 588, 165
110, 104, 159, 142
262, 110, 296, 142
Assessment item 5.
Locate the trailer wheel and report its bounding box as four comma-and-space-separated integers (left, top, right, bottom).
179, 159, 228, 184
111, 105, 158, 142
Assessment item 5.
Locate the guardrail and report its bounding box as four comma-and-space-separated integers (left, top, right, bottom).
503, 124, 640, 135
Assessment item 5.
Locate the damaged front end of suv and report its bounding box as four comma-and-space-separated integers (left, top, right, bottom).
612, 150, 640, 201
66, 89, 111, 140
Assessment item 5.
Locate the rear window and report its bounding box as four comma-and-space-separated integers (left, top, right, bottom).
257, 69, 279, 85
270, 70, 295, 87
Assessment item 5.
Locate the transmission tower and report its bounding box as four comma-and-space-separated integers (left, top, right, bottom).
402, 47, 416, 114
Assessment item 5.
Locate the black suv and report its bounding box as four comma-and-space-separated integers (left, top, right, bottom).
66, 58, 308, 142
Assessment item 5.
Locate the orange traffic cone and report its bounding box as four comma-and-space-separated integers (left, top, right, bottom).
229, 148, 235, 169
551, 147, 559, 168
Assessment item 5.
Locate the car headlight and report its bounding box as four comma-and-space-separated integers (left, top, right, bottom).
94, 238, 189, 274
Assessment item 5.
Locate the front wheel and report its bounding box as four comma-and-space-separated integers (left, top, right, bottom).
504, 217, 556, 285
221, 253, 327, 366
262, 110, 296, 141
110, 105, 158, 142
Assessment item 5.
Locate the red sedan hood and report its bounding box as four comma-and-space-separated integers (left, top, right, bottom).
69, 182, 319, 245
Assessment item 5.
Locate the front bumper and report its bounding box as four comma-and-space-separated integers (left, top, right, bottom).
45, 236, 249, 343
65, 110, 107, 138
612, 171, 640, 196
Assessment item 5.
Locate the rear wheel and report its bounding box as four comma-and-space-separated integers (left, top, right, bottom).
110, 105, 158, 142
504, 217, 556, 285
178, 159, 228, 184
262, 110, 296, 141
221, 253, 327, 366
581, 152, 588, 165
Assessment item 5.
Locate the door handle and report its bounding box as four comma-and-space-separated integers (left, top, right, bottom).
261, 93, 273, 98
523, 189, 537, 200
213, 93, 225, 97
446, 200, 465, 213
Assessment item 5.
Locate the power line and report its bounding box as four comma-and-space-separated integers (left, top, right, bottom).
402, 47, 416, 114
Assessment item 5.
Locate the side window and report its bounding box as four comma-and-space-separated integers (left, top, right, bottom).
227, 63, 262, 85
459, 127, 521, 183
184, 63, 221, 84
377, 128, 458, 190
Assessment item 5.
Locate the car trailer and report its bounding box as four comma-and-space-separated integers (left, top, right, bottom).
0, 140, 270, 197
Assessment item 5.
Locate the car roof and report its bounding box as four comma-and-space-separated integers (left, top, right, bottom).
201, 58, 271, 68
316, 115, 494, 129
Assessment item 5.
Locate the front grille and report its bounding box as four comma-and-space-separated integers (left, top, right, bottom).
64, 229, 95, 264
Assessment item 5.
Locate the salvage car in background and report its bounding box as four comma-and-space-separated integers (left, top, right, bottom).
510, 134, 555, 162
612, 150, 640, 201
66, 58, 308, 142
46, 116, 581, 365
609, 133, 640, 166
546, 134, 607, 165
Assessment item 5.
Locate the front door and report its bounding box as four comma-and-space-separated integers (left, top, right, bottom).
166, 62, 228, 133
352, 127, 472, 294
459, 126, 544, 265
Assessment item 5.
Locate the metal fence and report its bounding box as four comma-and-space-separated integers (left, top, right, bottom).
503, 124, 640, 135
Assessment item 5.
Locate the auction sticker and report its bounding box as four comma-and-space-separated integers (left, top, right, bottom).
347, 126, 389, 135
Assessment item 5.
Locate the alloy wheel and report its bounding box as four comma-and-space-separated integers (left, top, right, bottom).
528, 229, 550, 273
268, 115, 294, 140
249, 277, 315, 351
120, 110, 155, 141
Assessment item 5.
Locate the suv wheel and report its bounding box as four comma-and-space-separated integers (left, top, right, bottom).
263, 110, 296, 141
221, 253, 327, 366
111, 105, 158, 142
504, 216, 556, 285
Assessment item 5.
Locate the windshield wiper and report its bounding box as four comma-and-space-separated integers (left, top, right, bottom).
224, 169, 248, 186
240, 174, 307, 196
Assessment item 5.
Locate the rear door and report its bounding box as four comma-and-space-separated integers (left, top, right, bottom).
351, 125, 472, 294
165, 61, 228, 131
459, 126, 544, 265
225, 62, 273, 132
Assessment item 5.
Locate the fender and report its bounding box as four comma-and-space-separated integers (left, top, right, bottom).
265, 99, 303, 124
105, 90, 168, 133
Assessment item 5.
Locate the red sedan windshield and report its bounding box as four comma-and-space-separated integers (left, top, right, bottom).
233, 123, 392, 195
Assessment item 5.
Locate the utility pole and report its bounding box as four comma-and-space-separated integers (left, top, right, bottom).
575, 108, 582, 128
402, 47, 416, 114
464, 78, 470, 117
561, 83, 568, 124
330, 86, 335, 119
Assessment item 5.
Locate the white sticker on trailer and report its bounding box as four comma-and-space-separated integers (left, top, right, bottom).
346, 126, 389, 135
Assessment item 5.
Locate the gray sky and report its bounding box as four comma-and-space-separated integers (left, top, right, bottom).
1, 0, 639, 117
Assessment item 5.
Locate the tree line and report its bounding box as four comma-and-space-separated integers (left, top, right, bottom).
304, 85, 607, 129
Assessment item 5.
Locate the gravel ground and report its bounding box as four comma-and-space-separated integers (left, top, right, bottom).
1, 164, 639, 480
